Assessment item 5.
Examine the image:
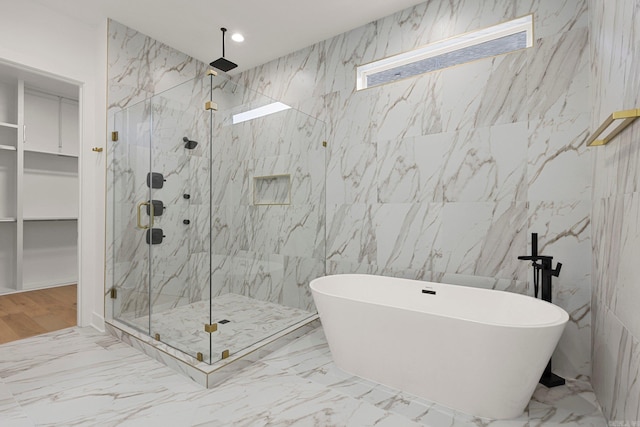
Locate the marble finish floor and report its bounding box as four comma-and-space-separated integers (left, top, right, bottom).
120, 293, 314, 361
0, 326, 607, 426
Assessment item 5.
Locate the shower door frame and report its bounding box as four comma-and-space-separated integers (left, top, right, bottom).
107, 76, 215, 364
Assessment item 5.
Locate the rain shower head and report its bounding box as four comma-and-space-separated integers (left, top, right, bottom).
210, 28, 238, 72
210, 57, 237, 72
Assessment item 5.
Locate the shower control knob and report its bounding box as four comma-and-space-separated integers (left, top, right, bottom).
183, 194, 191, 199
183, 219, 190, 225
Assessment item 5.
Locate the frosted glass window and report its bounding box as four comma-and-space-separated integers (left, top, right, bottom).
357, 15, 533, 90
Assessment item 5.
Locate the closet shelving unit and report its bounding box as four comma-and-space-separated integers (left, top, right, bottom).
0, 64, 79, 294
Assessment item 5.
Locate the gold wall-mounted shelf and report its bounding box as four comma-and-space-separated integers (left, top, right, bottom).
587, 109, 640, 147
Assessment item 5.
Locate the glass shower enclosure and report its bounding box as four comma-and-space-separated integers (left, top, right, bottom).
106, 71, 325, 365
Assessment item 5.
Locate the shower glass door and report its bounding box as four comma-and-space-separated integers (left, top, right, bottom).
207, 74, 326, 362
147, 78, 211, 362
108, 71, 325, 366
109, 75, 212, 363
110, 99, 152, 335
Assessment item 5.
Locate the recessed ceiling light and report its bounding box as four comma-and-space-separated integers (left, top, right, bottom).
231, 33, 244, 42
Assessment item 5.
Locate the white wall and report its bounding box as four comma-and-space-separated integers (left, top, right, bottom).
0, 0, 107, 329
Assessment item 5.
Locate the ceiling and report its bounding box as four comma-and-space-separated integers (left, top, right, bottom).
34, 0, 427, 73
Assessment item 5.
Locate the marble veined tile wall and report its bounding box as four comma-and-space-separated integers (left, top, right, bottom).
208, 79, 326, 312
235, 0, 592, 379
589, 0, 640, 423
106, 19, 326, 327
106, 20, 211, 322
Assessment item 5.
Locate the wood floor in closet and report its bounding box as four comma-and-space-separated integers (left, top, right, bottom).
0, 284, 77, 344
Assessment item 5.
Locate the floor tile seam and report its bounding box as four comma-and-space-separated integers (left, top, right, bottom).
266, 360, 417, 424
0, 380, 37, 427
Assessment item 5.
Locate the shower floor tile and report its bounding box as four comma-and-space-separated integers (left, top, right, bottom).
121, 293, 314, 361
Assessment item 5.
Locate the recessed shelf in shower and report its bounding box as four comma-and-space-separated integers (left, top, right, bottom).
253, 174, 291, 205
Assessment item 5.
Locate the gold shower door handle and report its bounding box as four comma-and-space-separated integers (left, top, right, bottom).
136, 201, 155, 229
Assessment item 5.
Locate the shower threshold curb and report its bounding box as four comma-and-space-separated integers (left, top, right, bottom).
105, 315, 320, 388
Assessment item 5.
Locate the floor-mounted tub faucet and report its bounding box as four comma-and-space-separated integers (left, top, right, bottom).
518, 232, 565, 388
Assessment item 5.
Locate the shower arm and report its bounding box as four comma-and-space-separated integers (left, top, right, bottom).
221, 27, 227, 57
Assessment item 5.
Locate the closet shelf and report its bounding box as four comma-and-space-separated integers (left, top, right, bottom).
0, 218, 17, 223
24, 149, 78, 158
587, 109, 640, 147
0, 144, 16, 151
23, 217, 77, 222
0, 121, 18, 129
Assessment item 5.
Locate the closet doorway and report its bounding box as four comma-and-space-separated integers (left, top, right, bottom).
0, 61, 80, 340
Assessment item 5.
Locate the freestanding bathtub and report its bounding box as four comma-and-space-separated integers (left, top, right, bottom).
310, 274, 569, 419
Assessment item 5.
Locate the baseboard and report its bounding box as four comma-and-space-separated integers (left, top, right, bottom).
91, 312, 105, 332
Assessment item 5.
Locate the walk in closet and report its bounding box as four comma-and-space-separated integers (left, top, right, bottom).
0, 62, 79, 294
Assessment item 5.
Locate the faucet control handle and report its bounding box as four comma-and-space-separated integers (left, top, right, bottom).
552, 262, 562, 277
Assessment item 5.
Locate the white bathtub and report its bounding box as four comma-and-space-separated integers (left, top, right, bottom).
310, 274, 568, 419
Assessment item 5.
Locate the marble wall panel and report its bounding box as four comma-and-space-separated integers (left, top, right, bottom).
527, 113, 592, 202
440, 50, 528, 132
186, 251, 210, 302
592, 305, 640, 423
374, 203, 443, 274
527, 27, 590, 121
528, 200, 591, 378
591, 196, 622, 311
279, 205, 323, 259
113, 260, 149, 320
107, 21, 204, 111
282, 256, 324, 312
517, 0, 588, 39
326, 204, 377, 265
376, 138, 422, 204
325, 134, 378, 205
235, 252, 286, 303
440, 123, 528, 203
615, 127, 640, 198
234, 42, 326, 117
590, 0, 640, 422
107, 20, 212, 322
438, 201, 527, 279
612, 192, 640, 342
437, 272, 528, 295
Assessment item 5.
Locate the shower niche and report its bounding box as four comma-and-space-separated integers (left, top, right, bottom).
253, 174, 291, 205
105, 70, 325, 386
